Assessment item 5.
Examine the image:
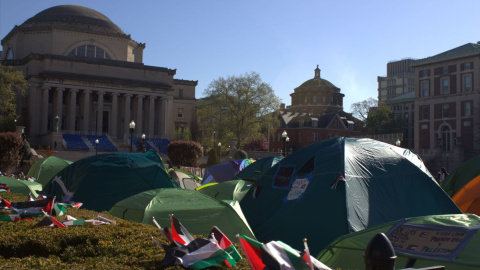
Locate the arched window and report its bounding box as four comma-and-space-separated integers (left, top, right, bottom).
4, 48, 13, 60
441, 126, 451, 152
68, 45, 111, 59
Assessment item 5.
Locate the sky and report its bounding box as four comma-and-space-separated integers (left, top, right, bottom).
1, 0, 479, 113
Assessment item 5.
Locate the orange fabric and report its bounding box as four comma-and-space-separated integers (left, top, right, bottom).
453, 175, 480, 214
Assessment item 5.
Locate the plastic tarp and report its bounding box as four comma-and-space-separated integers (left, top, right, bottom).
108, 188, 254, 240
201, 159, 252, 184
26, 156, 73, 187
43, 151, 178, 212
196, 179, 253, 201
317, 214, 480, 270
0, 176, 42, 197
240, 137, 461, 255
442, 154, 480, 197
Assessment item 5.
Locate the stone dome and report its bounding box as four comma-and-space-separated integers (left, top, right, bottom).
297, 65, 339, 90
20, 5, 125, 36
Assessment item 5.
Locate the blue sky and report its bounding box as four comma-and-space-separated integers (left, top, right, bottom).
1, 0, 479, 112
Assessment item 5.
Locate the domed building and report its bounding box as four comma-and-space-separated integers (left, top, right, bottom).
1, 5, 196, 150
270, 66, 360, 154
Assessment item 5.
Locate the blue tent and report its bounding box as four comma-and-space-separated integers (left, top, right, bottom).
201, 159, 252, 184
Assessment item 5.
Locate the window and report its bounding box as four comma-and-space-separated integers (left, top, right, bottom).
313, 96, 317, 103
322, 96, 325, 104
465, 102, 472, 116
441, 78, 449, 94
5, 48, 13, 59
179, 89, 184, 98
421, 70, 429, 77
312, 132, 317, 142
312, 120, 318, 127
421, 81, 429, 97
463, 75, 472, 92
422, 106, 430, 120
68, 45, 111, 59
299, 132, 303, 143
442, 104, 449, 118
305, 96, 308, 104
442, 66, 448, 74
404, 113, 409, 123
465, 62, 471, 70
334, 120, 339, 128
177, 108, 183, 118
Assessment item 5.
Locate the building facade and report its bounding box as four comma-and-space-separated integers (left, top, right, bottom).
270, 66, 360, 153
411, 43, 480, 164
1, 5, 197, 146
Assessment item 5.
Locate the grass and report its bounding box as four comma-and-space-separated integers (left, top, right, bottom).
0, 193, 251, 269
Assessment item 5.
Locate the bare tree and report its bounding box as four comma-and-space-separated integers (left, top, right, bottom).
350, 97, 378, 122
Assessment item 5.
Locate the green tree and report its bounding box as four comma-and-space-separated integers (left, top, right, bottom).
365, 104, 403, 134
350, 97, 378, 128
173, 126, 192, 140
199, 71, 281, 149
0, 63, 29, 132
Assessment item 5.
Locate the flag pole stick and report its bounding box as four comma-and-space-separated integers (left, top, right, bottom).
303, 238, 314, 270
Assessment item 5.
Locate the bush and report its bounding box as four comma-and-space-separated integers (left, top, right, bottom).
166, 140, 203, 167
0, 132, 24, 172
234, 149, 248, 159
206, 148, 220, 167
243, 134, 267, 151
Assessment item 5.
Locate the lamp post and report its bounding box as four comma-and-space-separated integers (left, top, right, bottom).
218, 142, 221, 156
55, 116, 59, 133
95, 139, 99, 155
129, 120, 135, 152
395, 138, 401, 147
141, 133, 146, 152
213, 131, 216, 150
286, 136, 290, 155
181, 125, 185, 140
282, 130, 287, 156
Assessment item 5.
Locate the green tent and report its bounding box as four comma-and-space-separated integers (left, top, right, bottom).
0, 176, 42, 196
241, 137, 461, 255
26, 156, 73, 187
233, 156, 283, 182
108, 188, 254, 240
317, 214, 480, 270
442, 154, 480, 197
43, 151, 178, 212
196, 179, 253, 201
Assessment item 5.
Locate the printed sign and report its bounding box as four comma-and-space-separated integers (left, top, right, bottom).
386, 220, 478, 261
273, 165, 295, 189
286, 178, 309, 200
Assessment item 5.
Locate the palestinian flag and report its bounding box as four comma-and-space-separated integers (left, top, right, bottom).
10, 196, 55, 216
238, 235, 331, 270
237, 235, 266, 270
53, 203, 66, 216
170, 215, 194, 245
0, 213, 31, 222
1, 198, 11, 208
209, 226, 241, 266
170, 238, 236, 269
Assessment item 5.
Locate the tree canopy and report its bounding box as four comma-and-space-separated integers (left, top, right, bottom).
364, 104, 403, 134
0, 63, 29, 132
198, 71, 280, 148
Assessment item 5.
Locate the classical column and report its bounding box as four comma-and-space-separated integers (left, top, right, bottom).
96, 90, 104, 135
55, 88, 64, 131
136, 95, 144, 134
82, 90, 91, 132
28, 85, 40, 138
124, 94, 132, 138
40, 86, 50, 134
160, 97, 168, 138
111, 93, 119, 139
67, 89, 78, 132
148, 96, 156, 137
167, 96, 174, 139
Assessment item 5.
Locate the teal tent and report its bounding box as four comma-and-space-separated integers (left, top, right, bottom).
233, 156, 283, 182
26, 156, 73, 187
317, 214, 480, 270
43, 150, 178, 212
108, 188, 254, 240
0, 176, 42, 197
241, 137, 461, 255
442, 154, 480, 197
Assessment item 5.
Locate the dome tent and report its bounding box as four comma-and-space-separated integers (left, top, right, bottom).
26, 156, 73, 187
108, 188, 254, 241
43, 151, 177, 212
240, 137, 461, 255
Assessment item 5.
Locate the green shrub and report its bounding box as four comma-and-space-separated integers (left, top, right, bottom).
0, 132, 23, 172
206, 148, 219, 167
166, 140, 203, 167
234, 149, 248, 159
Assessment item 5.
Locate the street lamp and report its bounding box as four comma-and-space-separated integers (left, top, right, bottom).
95, 139, 99, 155
129, 120, 135, 152
181, 125, 185, 140
141, 133, 146, 152
55, 116, 59, 133
282, 130, 287, 156
395, 138, 401, 147
218, 142, 221, 156
286, 136, 290, 155
213, 131, 216, 150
